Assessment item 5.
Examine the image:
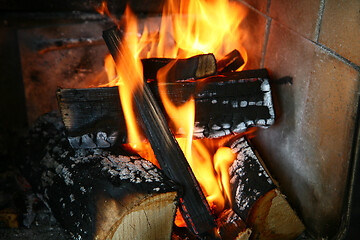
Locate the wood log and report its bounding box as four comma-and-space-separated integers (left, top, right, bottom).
57, 69, 275, 148
217, 49, 244, 73
103, 26, 216, 235
142, 53, 217, 81
228, 136, 305, 240
19, 112, 179, 240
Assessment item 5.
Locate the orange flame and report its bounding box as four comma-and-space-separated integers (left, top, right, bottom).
109, 7, 145, 151
99, 0, 247, 225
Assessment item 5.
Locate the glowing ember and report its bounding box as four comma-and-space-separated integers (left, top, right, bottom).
98, 0, 248, 226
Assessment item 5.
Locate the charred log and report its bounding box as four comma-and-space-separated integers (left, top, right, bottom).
228, 136, 305, 239
217, 49, 244, 73
20, 112, 179, 240
57, 69, 275, 148
142, 53, 217, 81
103, 26, 216, 235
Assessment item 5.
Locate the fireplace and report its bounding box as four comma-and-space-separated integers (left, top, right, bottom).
0, 0, 359, 239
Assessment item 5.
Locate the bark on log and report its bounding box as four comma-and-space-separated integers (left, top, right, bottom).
19, 112, 179, 240
228, 136, 305, 240
142, 53, 217, 81
217, 49, 244, 73
57, 69, 275, 148
103, 26, 216, 235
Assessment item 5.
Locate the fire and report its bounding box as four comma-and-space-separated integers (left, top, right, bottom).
98, 0, 248, 226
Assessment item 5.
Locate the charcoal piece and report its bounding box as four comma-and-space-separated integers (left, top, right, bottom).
217, 49, 245, 73
142, 53, 217, 81
19, 112, 179, 240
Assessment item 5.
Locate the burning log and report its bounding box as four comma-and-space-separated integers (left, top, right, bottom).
57, 69, 274, 148
142, 53, 217, 81
20, 112, 179, 240
228, 136, 305, 239
216, 49, 245, 73
102, 26, 216, 235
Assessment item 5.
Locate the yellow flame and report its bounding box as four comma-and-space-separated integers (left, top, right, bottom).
100, 0, 246, 220
112, 7, 144, 150
214, 147, 236, 206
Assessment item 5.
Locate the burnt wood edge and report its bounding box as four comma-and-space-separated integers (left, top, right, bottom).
217, 49, 245, 73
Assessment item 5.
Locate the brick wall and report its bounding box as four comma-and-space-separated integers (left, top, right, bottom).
237, 0, 360, 238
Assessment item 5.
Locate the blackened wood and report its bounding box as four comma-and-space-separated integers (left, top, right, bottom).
217, 49, 244, 73
20, 112, 179, 240
103, 26, 216, 235
57, 69, 275, 148
141, 53, 217, 81
228, 136, 276, 220
228, 136, 305, 239
217, 209, 252, 240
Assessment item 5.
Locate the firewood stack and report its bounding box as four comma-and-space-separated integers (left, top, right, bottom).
19, 25, 305, 240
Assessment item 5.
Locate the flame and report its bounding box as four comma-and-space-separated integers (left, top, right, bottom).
108, 7, 145, 151
99, 0, 247, 224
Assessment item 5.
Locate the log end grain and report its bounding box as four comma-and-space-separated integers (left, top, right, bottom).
247, 189, 305, 240
97, 191, 178, 240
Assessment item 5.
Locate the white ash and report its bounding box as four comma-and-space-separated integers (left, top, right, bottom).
80, 186, 86, 193
100, 155, 163, 183
256, 101, 263, 106
55, 165, 74, 186
231, 100, 239, 108
246, 120, 254, 126
231, 122, 246, 133
211, 124, 221, 130
261, 79, 275, 121
260, 80, 270, 91
209, 130, 226, 138
256, 119, 266, 125
222, 123, 231, 129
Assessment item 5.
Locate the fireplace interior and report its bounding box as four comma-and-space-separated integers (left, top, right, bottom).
0, 0, 360, 239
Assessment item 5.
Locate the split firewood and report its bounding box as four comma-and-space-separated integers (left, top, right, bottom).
228, 136, 305, 240
19, 112, 179, 240
103, 26, 216, 236
217, 49, 244, 73
57, 69, 275, 148
142, 53, 217, 81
